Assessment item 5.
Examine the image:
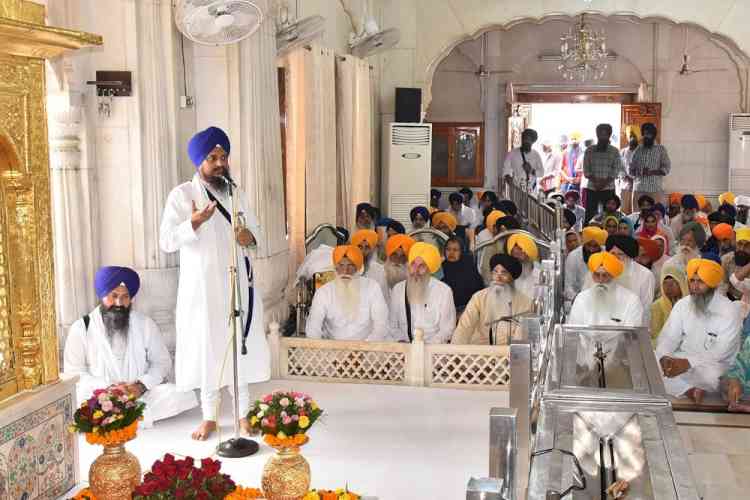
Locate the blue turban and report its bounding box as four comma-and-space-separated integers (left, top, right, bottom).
375, 217, 394, 228
410, 206, 429, 222
95, 266, 140, 299
188, 126, 231, 168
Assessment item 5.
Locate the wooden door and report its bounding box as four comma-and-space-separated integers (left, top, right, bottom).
621, 103, 662, 147
430, 122, 485, 187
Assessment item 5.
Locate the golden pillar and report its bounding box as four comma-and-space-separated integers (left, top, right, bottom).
0, 0, 101, 402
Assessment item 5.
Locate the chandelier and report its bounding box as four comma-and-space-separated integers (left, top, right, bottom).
558, 14, 608, 81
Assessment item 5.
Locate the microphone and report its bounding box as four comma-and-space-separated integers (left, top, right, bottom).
221, 171, 237, 187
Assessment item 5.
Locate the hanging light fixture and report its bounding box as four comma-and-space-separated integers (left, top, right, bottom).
558, 14, 608, 81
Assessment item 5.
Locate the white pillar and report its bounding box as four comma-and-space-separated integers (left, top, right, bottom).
484, 31, 503, 191
227, 0, 290, 322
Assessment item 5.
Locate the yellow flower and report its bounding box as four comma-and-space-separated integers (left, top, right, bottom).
310, 401, 319, 410
93, 410, 103, 419
250, 416, 258, 426
277, 431, 287, 439
299, 416, 310, 429
303, 493, 320, 500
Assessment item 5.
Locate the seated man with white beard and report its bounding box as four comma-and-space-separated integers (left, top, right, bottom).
507, 233, 541, 299
452, 254, 532, 345
602, 234, 655, 324
663, 221, 705, 273
389, 242, 456, 343
656, 258, 742, 404
568, 251, 644, 326
352, 229, 389, 302
306, 245, 388, 340
564, 226, 608, 303
64, 266, 198, 427
384, 234, 415, 290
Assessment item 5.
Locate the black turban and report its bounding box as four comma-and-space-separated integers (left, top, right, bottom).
563, 208, 577, 228
496, 200, 518, 216
494, 215, 520, 232
489, 253, 522, 280
605, 234, 639, 259
449, 192, 463, 204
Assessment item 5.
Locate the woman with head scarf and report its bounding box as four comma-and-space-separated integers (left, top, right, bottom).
650, 266, 689, 346
617, 217, 634, 237
603, 215, 619, 236
441, 237, 484, 316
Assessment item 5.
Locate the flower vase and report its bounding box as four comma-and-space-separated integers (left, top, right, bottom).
261, 446, 311, 500
89, 441, 141, 500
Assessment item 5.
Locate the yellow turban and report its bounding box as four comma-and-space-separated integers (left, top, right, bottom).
581, 226, 608, 246
719, 191, 736, 206
507, 233, 539, 261
587, 251, 624, 278
625, 125, 641, 141
432, 211, 457, 232
686, 258, 724, 288
408, 242, 442, 274
332, 245, 364, 270
385, 234, 415, 257
570, 131, 582, 141
696, 195, 708, 211
351, 229, 378, 249
737, 228, 750, 243
485, 210, 507, 231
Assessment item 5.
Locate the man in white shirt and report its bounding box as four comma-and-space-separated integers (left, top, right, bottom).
459, 187, 482, 228
656, 258, 742, 403
663, 221, 705, 274
539, 139, 562, 196
568, 251, 644, 326
565, 226, 608, 303
384, 234, 415, 289
503, 128, 543, 190
306, 245, 388, 341
507, 233, 541, 299
64, 267, 198, 428
352, 229, 389, 302
604, 235, 655, 324
448, 192, 477, 228
389, 242, 456, 343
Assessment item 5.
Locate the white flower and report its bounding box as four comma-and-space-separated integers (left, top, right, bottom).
280, 398, 290, 407
257, 411, 264, 418
259, 404, 269, 411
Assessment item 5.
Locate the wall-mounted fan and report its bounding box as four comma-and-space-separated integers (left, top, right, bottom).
346, 0, 399, 58
175, 0, 263, 46
676, 27, 728, 76
439, 32, 515, 78
276, 0, 325, 56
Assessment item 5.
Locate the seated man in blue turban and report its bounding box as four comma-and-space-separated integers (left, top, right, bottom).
63, 266, 198, 427
160, 126, 270, 440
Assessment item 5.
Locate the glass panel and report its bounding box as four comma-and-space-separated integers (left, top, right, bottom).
455, 129, 478, 178
431, 131, 449, 178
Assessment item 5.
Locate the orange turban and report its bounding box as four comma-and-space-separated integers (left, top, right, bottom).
581, 226, 608, 246
637, 237, 662, 261
432, 211, 457, 232
696, 195, 708, 211
686, 258, 724, 288
712, 223, 734, 241
737, 227, 750, 243
351, 229, 378, 249
385, 234, 415, 257
332, 245, 364, 270
408, 242, 442, 274
719, 192, 736, 206
507, 233, 539, 261
587, 251, 624, 278
669, 192, 683, 206
485, 210, 507, 231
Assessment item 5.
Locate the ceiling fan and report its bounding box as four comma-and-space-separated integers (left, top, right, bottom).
276, 0, 325, 56
677, 27, 728, 76
347, 0, 400, 58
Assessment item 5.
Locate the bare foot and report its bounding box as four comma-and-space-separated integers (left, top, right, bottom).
686, 387, 706, 405
191, 420, 217, 441
239, 418, 258, 436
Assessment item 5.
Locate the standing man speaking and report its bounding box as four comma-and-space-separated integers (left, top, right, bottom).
160, 126, 270, 440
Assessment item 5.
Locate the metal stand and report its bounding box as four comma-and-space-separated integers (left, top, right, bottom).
217, 178, 259, 458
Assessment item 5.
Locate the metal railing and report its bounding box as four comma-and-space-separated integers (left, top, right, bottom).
502, 180, 562, 242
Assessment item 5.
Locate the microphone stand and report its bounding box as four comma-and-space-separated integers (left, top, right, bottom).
217, 175, 259, 458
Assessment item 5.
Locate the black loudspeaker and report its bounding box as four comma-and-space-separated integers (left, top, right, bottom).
395, 87, 421, 123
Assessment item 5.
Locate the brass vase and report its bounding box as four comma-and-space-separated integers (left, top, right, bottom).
89, 442, 141, 500
261, 446, 311, 500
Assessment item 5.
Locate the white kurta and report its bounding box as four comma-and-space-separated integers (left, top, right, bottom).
364, 259, 390, 303
503, 147, 544, 184
305, 277, 388, 340
582, 259, 654, 325
449, 204, 478, 228
567, 284, 644, 327
63, 307, 198, 427
564, 246, 591, 302
656, 293, 742, 395
515, 263, 541, 300
159, 175, 270, 393
389, 278, 456, 343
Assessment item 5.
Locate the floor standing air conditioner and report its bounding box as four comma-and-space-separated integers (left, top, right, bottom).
382, 122, 432, 227
729, 113, 750, 193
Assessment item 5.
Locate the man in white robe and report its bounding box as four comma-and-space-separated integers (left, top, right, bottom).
568, 251, 644, 326
383, 234, 415, 290
599, 234, 655, 325
159, 126, 270, 440
452, 254, 532, 345
306, 245, 388, 340
657, 258, 742, 403
564, 226, 607, 303
64, 267, 197, 428
503, 128, 543, 190
352, 229, 389, 302
390, 242, 456, 343
507, 233, 541, 299
663, 221, 705, 274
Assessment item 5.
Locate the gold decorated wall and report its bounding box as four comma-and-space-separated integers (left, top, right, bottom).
0, 2, 59, 402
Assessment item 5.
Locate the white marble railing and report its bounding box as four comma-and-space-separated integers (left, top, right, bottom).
267, 323, 510, 391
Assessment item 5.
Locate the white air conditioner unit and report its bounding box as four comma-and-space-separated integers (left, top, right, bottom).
729, 113, 750, 194
382, 122, 432, 228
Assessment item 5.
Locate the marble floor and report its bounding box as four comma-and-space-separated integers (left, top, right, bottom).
68, 380, 508, 500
